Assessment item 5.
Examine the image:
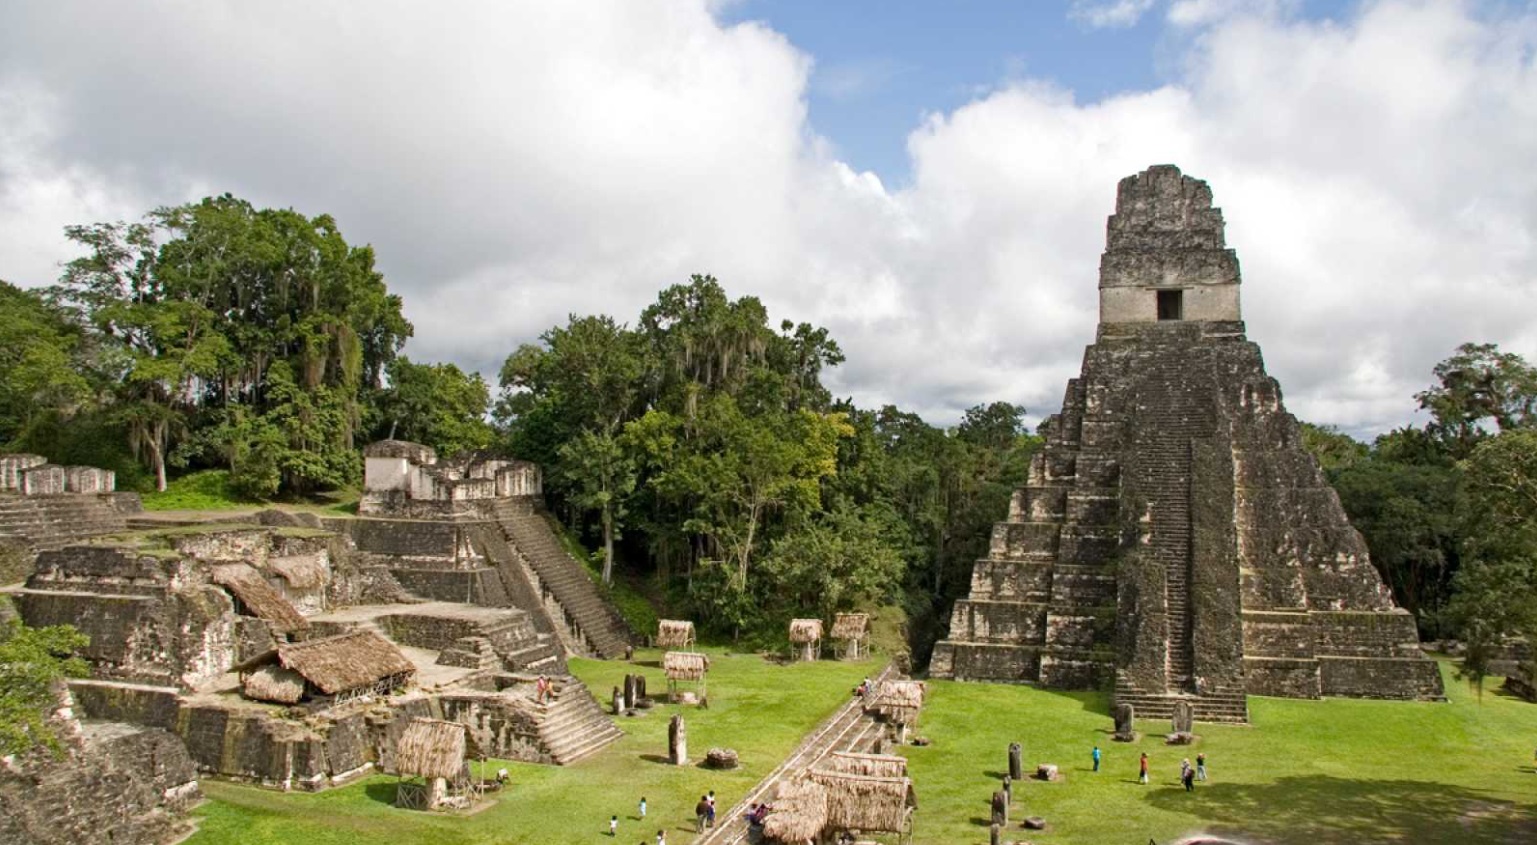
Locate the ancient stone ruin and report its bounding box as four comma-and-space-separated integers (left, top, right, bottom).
0, 453, 140, 583
930, 165, 1444, 721
7, 440, 635, 795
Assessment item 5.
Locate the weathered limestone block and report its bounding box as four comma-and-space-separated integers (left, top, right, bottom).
21, 463, 66, 495
0, 453, 46, 490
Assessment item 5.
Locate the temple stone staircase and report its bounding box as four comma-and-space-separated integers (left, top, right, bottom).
0, 494, 137, 552
489, 500, 631, 659
536, 675, 625, 764
1113, 674, 1251, 724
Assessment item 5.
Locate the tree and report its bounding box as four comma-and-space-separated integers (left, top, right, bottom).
1416, 343, 1537, 459
0, 282, 93, 448
369, 358, 493, 457
1447, 430, 1537, 694
53, 196, 412, 494
0, 601, 89, 757
1299, 422, 1368, 476
559, 430, 636, 585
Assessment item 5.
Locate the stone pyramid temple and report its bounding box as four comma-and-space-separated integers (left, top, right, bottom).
929, 165, 1443, 722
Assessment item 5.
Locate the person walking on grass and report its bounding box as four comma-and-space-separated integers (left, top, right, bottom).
1196, 752, 1207, 781
610, 815, 618, 837
656, 829, 667, 845
638, 796, 647, 819
1139, 752, 1149, 784
695, 795, 711, 833
706, 790, 717, 828
1182, 758, 1196, 792
1092, 745, 1102, 772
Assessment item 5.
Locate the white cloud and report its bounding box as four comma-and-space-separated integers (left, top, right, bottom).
1167, 0, 1298, 27
0, 1, 1534, 440
1070, 0, 1160, 29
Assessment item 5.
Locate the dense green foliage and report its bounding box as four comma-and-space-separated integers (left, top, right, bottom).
1305, 343, 1537, 666
497, 275, 1035, 651
42, 196, 412, 495
0, 600, 90, 757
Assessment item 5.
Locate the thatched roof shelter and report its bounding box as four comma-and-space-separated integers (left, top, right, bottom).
808, 771, 916, 834
762, 775, 828, 844
268, 556, 327, 589
656, 619, 695, 649
240, 629, 416, 698
830, 613, 869, 640
664, 651, 709, 681
818, 751, 908, 778
788, 618, 823, 644
211, 563, 309, 633
395, 718, 468, 781
869, 679, 925, 725
242, 665, 305, 704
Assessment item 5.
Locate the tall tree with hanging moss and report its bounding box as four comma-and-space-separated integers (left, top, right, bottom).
53, 196, 412, 495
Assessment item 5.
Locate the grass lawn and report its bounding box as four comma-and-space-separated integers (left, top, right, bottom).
904, 660, 1537, 844
186, 648, 880, 845
184, 657, 1536, 844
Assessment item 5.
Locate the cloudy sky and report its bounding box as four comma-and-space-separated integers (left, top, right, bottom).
2, 0, 1534, 438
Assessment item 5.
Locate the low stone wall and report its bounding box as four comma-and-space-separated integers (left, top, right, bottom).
389, 566, 506, 606
930, 641, 1042, 681
946, 600, 1047, 644
1318, 656, 1445, 700
438, 693, 549, 763
967, 559, 1052, 601
1241, 611, 1316, 659
1312, 610, 1423, 659
69, 680, 181, 730
1243, 656, 1320, 698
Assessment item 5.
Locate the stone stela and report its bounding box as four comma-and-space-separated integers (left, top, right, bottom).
930, 165, 1444, 723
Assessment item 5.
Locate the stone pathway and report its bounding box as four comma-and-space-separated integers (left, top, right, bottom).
693, 663, 898, 845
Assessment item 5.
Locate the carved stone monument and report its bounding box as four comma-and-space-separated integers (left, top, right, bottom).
929, 165, 1444, 724
1112, 703, 1137, 741
990, 789, 1008, 826
1008, 742, 1023, 781
668, 714, 687, 765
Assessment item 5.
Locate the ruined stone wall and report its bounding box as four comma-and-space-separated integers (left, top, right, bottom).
0, 725, 200, 845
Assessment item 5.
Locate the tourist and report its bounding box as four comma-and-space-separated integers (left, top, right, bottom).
1181, 759, 1196, 792
1092, 745, 1102, 772
1139, 752, 1149, 784
706, 789, 717, 827
656, 829, 667, 845
1196, 752, 1207, 781
610, 815, 619, 837
535, 674, 549, 704
694, 794, 711, 833
638, 796, 647, 818
495, 767, 509, 785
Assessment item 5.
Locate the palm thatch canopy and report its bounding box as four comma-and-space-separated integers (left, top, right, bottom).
664, 650, 709, 681
268, 556, 328, 589
656, 619, 695, 648
211, 563, 309, 633
830, 613, 869, 640
869, 679, 925, 724
395, 718, 468, 781
788, 618, 823, 644
818, 751, 908, 778
242, 665, 305, 704
266, 629, 415, 695
809, 771, 916, 833
762, 775, 828, 843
